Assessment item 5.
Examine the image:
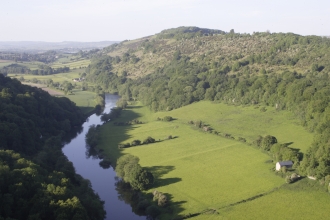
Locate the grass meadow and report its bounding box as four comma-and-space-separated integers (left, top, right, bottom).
193, 178, 330, 220
21, 82, 96, 114
0, 60, 43, 69
98, 101, 321, 219
63, 89, 97, 113
8, 71, 83, 83
51, 59, 90, 69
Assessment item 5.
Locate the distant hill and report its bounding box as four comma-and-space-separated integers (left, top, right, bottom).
0, 41, 120, 53
102, 26, 330, 78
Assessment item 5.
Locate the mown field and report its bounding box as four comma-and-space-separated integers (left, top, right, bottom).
98, 101, 320, 219
21, 82, 97, 114
0, 60, 43, 69
8, 71, 83, 83
51, 59, 90, 69
152, 101, 313, 153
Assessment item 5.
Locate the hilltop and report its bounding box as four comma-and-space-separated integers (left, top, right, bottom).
102, 26, 330, 78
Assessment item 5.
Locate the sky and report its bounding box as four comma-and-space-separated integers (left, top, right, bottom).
0, 0, 329, 42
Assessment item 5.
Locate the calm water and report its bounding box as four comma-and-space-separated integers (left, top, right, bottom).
62, 94, 145, 220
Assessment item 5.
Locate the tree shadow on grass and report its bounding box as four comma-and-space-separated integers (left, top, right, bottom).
284, 142, 294, 147
145, 165, 182, 188
146, 165, 175, 179
162, 194, 200, 219
126, 106, 142, 109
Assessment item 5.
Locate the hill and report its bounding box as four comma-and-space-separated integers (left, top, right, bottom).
75, 26, 330, 218
102, 26, 329, 78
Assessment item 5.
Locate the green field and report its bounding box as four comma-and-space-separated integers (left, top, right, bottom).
152, 101, 313, 153
0, 61, 43, 69
8, 71, 85, 83
98, 101, 319, 219
63, 89, 97, 113
51, 59, 90, 69
21, 82, 96, 114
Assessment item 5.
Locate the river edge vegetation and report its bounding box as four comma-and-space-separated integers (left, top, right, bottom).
80, 27, 330, 219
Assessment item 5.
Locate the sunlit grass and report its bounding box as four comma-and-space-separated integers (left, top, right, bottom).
98, 101, 317, 218
51, 59, 90, 69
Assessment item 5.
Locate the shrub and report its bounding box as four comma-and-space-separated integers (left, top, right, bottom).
143, 136, 156, 144
163, 116, 173, 121
238, 137, 246, 142
131, 140, 141, 146
153, 190, 168, 207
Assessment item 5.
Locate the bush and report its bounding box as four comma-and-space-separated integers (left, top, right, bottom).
118, 143, 131, 149
131, 140, 141, 146
238, 137, 246, 142
166, 135, 173, 140
285, 173, 299, 184
153, 190, 168, 207
143, 136, 156, 144
163, 116, 173, 121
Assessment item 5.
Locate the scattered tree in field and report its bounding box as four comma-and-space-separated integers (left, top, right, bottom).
262, 135, 277, 151
115, 155, 154, 190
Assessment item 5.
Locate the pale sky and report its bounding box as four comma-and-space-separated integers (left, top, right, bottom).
1, 0, 329, 42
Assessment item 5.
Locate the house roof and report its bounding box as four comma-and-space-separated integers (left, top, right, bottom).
278, 161, 293, 166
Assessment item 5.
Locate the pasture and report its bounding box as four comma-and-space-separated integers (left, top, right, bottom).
152, 101, 313, 153
194, 178, 330, 220
51, 59, 90, 69
63, 89, 97, 113
0, 61, 43, 69
21, 82, 96, 114
9, 71, 82, 83
99, 101, 316, 219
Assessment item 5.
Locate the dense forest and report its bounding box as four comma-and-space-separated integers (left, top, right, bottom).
84, 27, 330, 180
0, 74, 105, 219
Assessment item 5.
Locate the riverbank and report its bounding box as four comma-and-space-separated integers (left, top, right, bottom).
62, 94, 144, 220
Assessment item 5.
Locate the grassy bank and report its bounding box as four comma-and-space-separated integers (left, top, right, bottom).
98, 101, 321, 219
21, 82, 97, 114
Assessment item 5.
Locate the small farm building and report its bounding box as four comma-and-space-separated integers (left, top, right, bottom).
276, 161, 293, 171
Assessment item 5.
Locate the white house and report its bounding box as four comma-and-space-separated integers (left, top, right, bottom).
276, 161, 293, 171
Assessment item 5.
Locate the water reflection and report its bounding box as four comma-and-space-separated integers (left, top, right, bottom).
62, 94, 145, 220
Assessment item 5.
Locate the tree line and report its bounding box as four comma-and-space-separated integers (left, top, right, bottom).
0, 63, 70, 76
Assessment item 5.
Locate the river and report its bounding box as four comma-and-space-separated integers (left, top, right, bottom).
62, 94, 145, 220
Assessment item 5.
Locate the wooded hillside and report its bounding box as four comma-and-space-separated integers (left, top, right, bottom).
0, 75, 105, 220
85, 27, 330, 180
